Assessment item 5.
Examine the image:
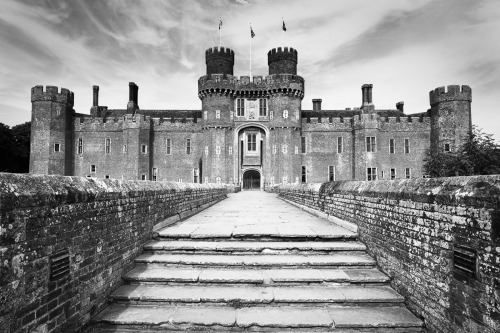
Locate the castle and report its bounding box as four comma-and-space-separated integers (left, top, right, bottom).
29, 46, 472, 189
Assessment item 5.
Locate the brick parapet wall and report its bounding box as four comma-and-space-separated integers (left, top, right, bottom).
0, 173, 231, 333
276, 176, 500, 333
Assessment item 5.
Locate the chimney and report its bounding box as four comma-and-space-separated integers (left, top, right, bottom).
129, 82, 135, 102
396, 101, 404, 112
92, 86, 99, 107
312, 99, 322, 111
134, 84, 139, 105
362, 84, 373, 105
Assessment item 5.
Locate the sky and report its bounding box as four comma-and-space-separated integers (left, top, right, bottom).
1, 0, 499, 139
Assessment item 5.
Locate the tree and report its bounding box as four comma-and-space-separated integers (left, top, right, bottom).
0, 123, 18, 172
11, 122, 31, 173
424, 126, 500, 177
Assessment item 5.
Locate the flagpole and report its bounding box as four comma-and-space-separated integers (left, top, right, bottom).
219, 17, 222, 47
250, 24, 252, 79
282, 17, 284, 48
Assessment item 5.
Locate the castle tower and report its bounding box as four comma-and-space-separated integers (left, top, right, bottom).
266, 47, 303, 186
198, 47, 237, 184
429, 85, 472, 155
30, 86, 75, 175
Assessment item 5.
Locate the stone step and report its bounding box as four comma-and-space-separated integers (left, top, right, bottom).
157, 223, 357, 240
111, 284, 405, 305
135, 253, 376, 267
123, 266, 390, 284
92, 304, 423, 331
144, 239, 367, 253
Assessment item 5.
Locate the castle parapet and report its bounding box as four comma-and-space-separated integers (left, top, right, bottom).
31, 85, 74, 106
198, 73, 305, 98
268, 47, 298, 75
206, 46, 235, 76
429, 85, 471, 106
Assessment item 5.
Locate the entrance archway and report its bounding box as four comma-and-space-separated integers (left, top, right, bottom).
243, 170, 261, 190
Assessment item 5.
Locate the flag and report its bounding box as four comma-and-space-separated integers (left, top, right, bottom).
282, 20, 286, 31
219, 18, 222, 30
250, 26, 255, 38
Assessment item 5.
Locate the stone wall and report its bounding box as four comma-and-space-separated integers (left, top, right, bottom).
275, 176, 500, 333
0, 173, 230, 333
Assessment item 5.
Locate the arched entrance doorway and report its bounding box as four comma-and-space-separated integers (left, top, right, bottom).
243, 170, 261, 190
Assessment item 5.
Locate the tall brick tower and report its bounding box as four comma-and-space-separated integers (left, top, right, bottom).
266, 47, 304, 185
30, 86, 74, 175
198, 47, 236, 183
429, 85, 472, 155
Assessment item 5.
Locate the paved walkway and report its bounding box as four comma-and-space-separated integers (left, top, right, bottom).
159, 191, 355, 239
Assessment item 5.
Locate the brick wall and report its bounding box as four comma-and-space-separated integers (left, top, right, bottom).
0, 173, 230, 333
276, 176, 500, 333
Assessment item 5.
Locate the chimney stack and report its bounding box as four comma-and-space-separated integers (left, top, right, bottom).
396, 101, 404, 112
312, 99, 322, 111
92, 86, 99, 107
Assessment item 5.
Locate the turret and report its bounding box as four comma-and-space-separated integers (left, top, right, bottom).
429, 85, 472, 154
268, 47, 298, 75
206, 47, 234, 76
30, 85, 75, 175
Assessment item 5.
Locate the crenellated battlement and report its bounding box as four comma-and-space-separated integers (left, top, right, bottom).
198, 73, 305, 98
268, 47, 298, 64
206, 46, 235, 76
206, 46, 234, 59
74, 116, 125, 131
31, 85, 74, 106
429, 85, 471, 106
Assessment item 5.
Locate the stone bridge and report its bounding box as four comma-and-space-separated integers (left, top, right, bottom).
0, 173, 499, 333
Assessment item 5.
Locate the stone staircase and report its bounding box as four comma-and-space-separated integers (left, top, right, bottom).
91, 192, 423, 332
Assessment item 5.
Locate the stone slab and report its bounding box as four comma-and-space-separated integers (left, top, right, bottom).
201, 286, 273, 303
329, 307, 423, 328
340, 286, 404, 303
172, 306, 236, 326
236, 307, 333, 328
111, 285, 147, 301
264, 269, 349, 282
272, 286, 345, 302
140, 286, 202, 302
198, 269, 264, 283
343, 268, 390, 283
123, 266, 201, 282
93, 304, 175, 325
158, 225, 199, 237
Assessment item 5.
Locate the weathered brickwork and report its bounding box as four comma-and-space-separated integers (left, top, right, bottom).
276, 177, 500, 333
30, 45, 472, 189
0, 173, 230, 333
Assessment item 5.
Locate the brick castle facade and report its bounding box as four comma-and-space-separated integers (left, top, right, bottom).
29, 46, 472, 188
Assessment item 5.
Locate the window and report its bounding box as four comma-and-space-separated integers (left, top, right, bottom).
54, 143, 60, 152
282, 176, 288, 184
366, 137, 376, 152
295, 146, 298, 154
381, 170, 385, 179
204, 111, 207, 120
216, 110, 220, 119
152, 168, 158, 181
141, 144, 148, 154
337, 137, 343, 153
166, 138, 172, 155
270, 111, 274, 120
78, 138, 83, 154
247, 134, 257, 151
216, 176, 221, 184
230, 111, 234, 120
228, 146, 232, 155
404, 139, 410, 154
328, 166, 335, 182
123, 144, 127, 154
390, 139, 395, 154
301, 136, 306, 154
301, 166, 307, 183
272, 145, 277, 154
283, 110, 288, 119
104, 138, 110, 154
186, 139, 191, 154
105, 175, 110, 179
237, 98, 245, 116
405, 168, 411, 179
390, 168, 396, 180
90, 164, 96, 173
367, 167, 377, 181
141, 174, 146, 180
282, 144, 288, 154
193, 168, 199, 183
444, 143, 450, 152
259, 99, 267, 116
178, 179, 183, 183
216, 146, 221, 155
